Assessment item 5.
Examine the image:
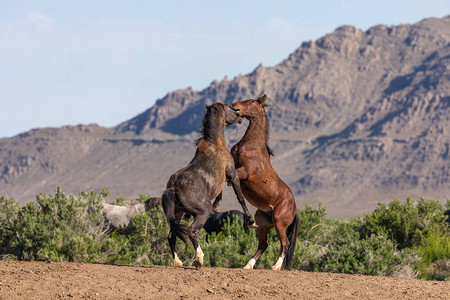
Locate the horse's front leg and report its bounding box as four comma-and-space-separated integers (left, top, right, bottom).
212, 192, 222, 212
227, 171, 256, 228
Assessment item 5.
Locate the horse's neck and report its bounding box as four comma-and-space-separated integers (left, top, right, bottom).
198, 135, 226, 149
215, 134, 227, 147
202, 116, 226, 147
242, 115, 267, 147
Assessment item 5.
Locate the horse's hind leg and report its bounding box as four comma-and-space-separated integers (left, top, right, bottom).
244, 209, 273, 269
169, 229, 183, 267
271, 205, 296, 270
169, 210, 185, 267
187, 212, 210, 268
271, 222, 289, 270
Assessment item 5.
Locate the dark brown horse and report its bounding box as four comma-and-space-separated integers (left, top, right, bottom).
230, 94, 299, 270
162, 102, 255, 268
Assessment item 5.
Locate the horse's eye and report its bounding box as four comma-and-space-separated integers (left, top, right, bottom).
250, 100, 254, 103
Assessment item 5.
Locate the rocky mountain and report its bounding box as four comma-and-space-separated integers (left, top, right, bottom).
1, 16, 449, 216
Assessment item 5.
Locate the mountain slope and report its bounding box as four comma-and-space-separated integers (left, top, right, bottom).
1, 16, 449, 216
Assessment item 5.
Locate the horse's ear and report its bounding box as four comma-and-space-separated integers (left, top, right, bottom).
258, 94, 266, 103
205, 104, 209, 109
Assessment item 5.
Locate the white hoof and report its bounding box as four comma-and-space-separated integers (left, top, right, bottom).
244, 258, 256, 270
271, 256, 284, 270
173, 258, 183, 267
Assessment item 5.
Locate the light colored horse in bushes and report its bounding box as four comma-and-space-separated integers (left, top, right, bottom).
102, 197, 161, 230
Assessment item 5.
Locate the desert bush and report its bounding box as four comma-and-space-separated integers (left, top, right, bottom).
292, 217, 417, 276
201, 205, 328, 269
201, 216, 257, 268
419, 227, 450, 264
8, 188, 106, 261
104, 206, 172, 265
0, 195, 20, 257
359, 197, 447, 249
318, 223, 414, 276
416, 227, 450, 280
1, 190, 448, 280
297, 203, 328, 240
419, 259, 450, 281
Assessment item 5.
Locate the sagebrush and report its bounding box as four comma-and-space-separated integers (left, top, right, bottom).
0, 190, 448, 280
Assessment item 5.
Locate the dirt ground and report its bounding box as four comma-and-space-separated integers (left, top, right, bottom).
0, 261, 448, 300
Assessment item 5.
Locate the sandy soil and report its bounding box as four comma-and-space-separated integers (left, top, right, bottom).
0, 261, 448, 299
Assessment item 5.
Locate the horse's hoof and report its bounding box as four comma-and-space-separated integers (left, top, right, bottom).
271, 265, 281, 271
243, 264, 254, 270
173, 259, 183, 267
248, 222, 258, 229
193, 260, 202, 268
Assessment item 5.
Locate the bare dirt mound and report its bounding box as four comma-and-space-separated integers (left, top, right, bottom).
0, 261, 448, 299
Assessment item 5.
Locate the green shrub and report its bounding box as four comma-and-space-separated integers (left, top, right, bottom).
0, 195, 20, 257
297, 203, 327, 240
359, 197, 447, 249
105, 207, 172, 265
416, 227, 450, 280
9, 188, 106, 261
419, 228, 450, 264
201, 216, 257, 268
112, 197, 126, 206
317, 223, 410, 276
419, 259, 450, 281
292, 204, 421, 277
1, 190, 448, 281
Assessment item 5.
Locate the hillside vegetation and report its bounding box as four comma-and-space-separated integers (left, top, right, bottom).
1, 189, 448, 281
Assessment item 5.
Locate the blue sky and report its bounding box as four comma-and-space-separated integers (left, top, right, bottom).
0, 1, 448, 138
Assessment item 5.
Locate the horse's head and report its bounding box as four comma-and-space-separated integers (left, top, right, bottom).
224, 104, 243, 126
230, 94, 266, 119
205, 102, 243, 126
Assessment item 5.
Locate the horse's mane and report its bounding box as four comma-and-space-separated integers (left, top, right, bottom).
195, 104, 224, 145
263, 109, 274, 157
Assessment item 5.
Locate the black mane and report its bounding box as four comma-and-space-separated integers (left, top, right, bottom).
195, 104, 224, 145
263, 109, 274, 157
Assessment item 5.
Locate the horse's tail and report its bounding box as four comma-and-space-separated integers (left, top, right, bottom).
284, 213, 299, 270
144, 196, 162, 211
162, 189, 189, 247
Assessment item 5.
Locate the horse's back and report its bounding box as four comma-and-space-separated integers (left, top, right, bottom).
224, 210, 246, 224
102, 204, 133, 228
203, 210, 247, 234
174, 159, 226, 202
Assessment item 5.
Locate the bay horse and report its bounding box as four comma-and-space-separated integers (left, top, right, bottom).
162, 102, 255, 268
230, 94, 300, 270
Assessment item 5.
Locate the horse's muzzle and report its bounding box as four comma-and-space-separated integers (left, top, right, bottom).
230, 104, 241, 117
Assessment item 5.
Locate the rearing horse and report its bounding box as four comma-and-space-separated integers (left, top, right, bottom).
230, 94, 299, 270
162, 102, 255, 268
